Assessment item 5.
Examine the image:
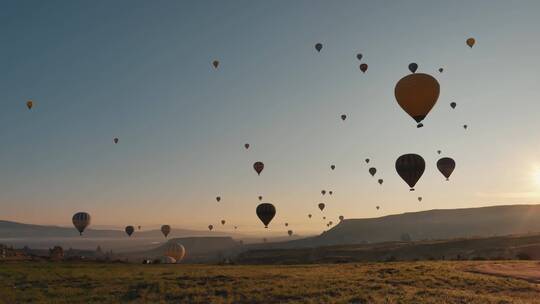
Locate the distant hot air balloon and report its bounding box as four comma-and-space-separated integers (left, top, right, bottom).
394, 73, 440, 127
285, 222, 288, 227
216, 196, 221, 202
466, 38, 476, 48
437, 157, 456, 181
437, 150, 442, 155
308, 214, 312, 218
450, 102, 457, 109
418, 196, 422, 202
378, 179, 383, 185
356, 53, 363, 61
329, 221, 333, 226
321, 190, 326, 195
138, 225, 141, 230
125, 226, 134, 237
323, 216, 326, 220
408, 63, 418, 73
26, 100, 33, 110
212, 60, 219, 69
395, 154, 425, 191
287, 230, 293, 236
161, 225, 171, 238
376, 206, 380, 210
330, 165, 335, 170
438, 68, 444, 73
315, 43, 323, 52
341, 114, 347, 121
164, 242, 186, 262
113, 138, 119, 144
328, 191, 333, 195
253, 161, 264, 175
244, 143, 250, 149
256, 203, 276, 228
339, 215, 344, 221
369, 167, 377, 177
463, 124, 468, 130
318, 203, 325, 211
208, 224, 213, 231
359, 63, 368, 73
258, 196, 263, 201
234, 226, 237, 230
365, 158, 370, 164
221, 220, 226, 225
72, 212, 91, 236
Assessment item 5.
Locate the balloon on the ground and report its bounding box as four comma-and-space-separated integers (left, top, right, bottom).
72, 212, 91, 236
164, 242, 185, 262
395, 154, 425, 191
159, 256, 176, 264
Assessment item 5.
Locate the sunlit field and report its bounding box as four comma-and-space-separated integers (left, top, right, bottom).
0, 261, 538, 303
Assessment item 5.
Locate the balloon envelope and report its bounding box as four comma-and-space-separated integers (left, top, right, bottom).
287, 230, 293, 236
356, 53, 363, 61
212, 60, 219, 68
450, 102, 457, 109
113, 138, 119, 144
164, 242, 186, 262
341, 114, 347, 121
161, 225, 171, 238
26, 100, 33, 110
125, 226, 134, 237
208, 225, 213, 231
244, 143, 250, 149
408, 63, 418, 73
256, 203, 276, 228
369, 167, 377, 177
395, 154, 425, 191
466, 38, 476, 48
72, 212, 91, 236
394, 73, 440, 126
437, 157, 456, 181
315, 43, 323, 52
330, 165, 335, 170
216, 196, 221, 202
378, 179, 383, 185
359, 63, 368, 73
253, 161, 264, 175
339, 215, 344, 221
318, 203, 325, 211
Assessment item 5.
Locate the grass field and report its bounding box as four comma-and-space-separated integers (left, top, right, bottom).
0, 261, 539, 303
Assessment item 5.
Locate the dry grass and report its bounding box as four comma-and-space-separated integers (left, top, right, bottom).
0, 261, 538, 303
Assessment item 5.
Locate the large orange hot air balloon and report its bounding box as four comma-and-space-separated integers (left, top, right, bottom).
466, 38, 476, 48
378, 179, 383, 185
256, 203, 276, 228
253, 161, 264, 175
394, 73, 440, 127
395, 154, 425, 191
437, 157, 456, 181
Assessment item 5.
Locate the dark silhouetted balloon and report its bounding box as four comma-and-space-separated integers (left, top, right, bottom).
341, 114, 347, 121
365, 158, 370, 164
378, 179, 383, 185
376, 206, 380, 210
463, 124, 468, 130
285, 222, 288, 227
113, 138, 119, 144
395, 73, 440, 127
138, 225, 141, 230
216, 196, 221, 202
323, 216, 326, 220
72, 212, 91, 236
234, 226, 237, 230
308, 214, 312, 218
330, 165, 335, 170
212, 60, 219, 69
437, 150, 442, 155
256, 203, 276, 228
395, 154, 425, 191
253, 161, 264, 175
437, 157, 456, 181
208, 224, 213, 231
438, 68, 444, 73
418, 196, 422, 202
450, 102, 457, 109
161, 225, 171, 238
369, 167, 377, 177
125, 226, 134, 237
318, 203, 325, 211
408, 63, 418, 73
328, 191, 333, 195
287, 230, 293, 236
466, 38, 476, 48
356, 53, 363, 61
315, 43, 323, 52
258, 195, 263, 201
26, 100, 33, 110
339, 215, 344, 221
221, 220, 226, 225
321, 190, 326, 195
359, 63, 368, 73
244, 143, 250, 149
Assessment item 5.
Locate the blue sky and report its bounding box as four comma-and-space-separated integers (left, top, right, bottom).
2, 1, 540, 233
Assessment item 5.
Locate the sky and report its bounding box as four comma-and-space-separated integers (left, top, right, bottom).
2, 0, 540, 234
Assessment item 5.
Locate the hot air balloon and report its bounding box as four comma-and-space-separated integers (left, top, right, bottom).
329, 221, 333, 225
323, 216, 326, 220
466, 38, 476, 48
26, 100, 33, 110
437, 157, 456, 181
258, 196, 263, 201
450, 102, 457, 109
256, 203, 276, 228
359, 63, 368, 73
125, 226, 134, 237
287, 230, 293, 236
308, 214, 312, 218
463, 124, 468, 130
394, 73, 440, 127
408, 63, 418, 73
72, 212, 91, 236
365, 158, 370, 164
356, 53, 363, 61
244, 143, 250, 149
330, 165, 335, 170
216, 196, 221, 202
318, 203, 325, 211
395, 154, 425, 191
161, 225, 171, 238
208, 224, 213, 231
369, 167, 377, 177
321, 190, 326, 195
138, 225, 141, 230
418, 196, 422, 202
212, 60, 219, 69
376, 206, 380, 210
234, 226, 237, 230
438, 68, 444, 73
221, 220, 226, 225
113, 138, 119, 144
315, 43, 323, 52
285, 222, 288, 227
328, 191, 333, 195
437, 150, 442, 155
164, 242, 185, 262
339, 215, 344, 221
253, 161, 264, 175
341, 114, 347, 121
378, 179, 383, 185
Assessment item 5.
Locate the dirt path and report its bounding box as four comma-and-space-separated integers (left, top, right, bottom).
467, 261, 540, 283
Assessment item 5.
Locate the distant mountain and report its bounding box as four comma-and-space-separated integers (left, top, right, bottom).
252, 204, 540, 249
